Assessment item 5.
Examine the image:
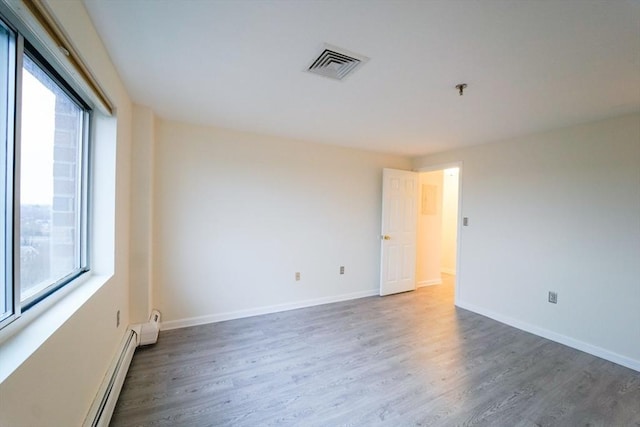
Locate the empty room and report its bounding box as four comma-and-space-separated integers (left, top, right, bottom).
0, 0, 638, 426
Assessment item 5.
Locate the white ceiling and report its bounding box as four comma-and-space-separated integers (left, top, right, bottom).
83, 0, 640, 156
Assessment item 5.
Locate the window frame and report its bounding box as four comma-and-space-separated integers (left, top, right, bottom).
1, 17, 17, 327
0, 15, 92, 330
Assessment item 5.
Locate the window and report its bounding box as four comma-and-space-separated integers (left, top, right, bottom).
1, 20, 12, 324
1, 17, 91, 329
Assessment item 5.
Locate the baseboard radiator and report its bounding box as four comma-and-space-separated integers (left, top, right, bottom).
83, 309, 161, 427
83, 329, 138, 427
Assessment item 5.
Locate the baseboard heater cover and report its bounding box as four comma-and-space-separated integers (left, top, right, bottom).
83, 329, 138, 427
138, 309, 161, 345
83, 309, 162, 427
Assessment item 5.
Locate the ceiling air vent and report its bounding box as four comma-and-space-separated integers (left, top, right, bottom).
306, 45, 369, 81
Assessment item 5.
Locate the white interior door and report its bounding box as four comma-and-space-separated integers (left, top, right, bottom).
380, 168, 418, 296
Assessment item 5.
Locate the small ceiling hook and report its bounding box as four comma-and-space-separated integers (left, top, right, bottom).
455, 83, 468, 96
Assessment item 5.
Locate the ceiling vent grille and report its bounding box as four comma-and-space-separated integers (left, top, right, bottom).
307, 45, 368, 81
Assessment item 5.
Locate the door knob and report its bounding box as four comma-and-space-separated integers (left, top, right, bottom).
381, 235, 391, 240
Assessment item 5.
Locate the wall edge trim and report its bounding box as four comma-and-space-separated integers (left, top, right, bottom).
160, 289, 379, 331
455, 300, 640, 373
417, 279, 442, 288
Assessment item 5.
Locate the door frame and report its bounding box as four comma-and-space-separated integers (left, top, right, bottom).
415, 161, 463, 306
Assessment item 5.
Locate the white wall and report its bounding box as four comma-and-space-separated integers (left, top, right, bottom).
413, 113, 640, 370
416, 171, 443, 286
441, 169, 459, 275
153, 120, 411, 327
0, 1, 133, 425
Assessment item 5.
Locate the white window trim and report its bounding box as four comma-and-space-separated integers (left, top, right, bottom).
0, 2, 119, 382
0, 109, 119, 383
0, 273, 112, 383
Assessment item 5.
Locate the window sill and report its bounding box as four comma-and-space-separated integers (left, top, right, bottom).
0, 273, 111, 384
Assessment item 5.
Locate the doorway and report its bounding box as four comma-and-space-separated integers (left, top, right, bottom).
416, 167, 460, 300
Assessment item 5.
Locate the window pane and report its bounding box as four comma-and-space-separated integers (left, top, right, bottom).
20, 55, 83, 301
0, 23, 12, 321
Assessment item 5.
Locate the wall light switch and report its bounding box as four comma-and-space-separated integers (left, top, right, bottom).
463, 217, 469, 226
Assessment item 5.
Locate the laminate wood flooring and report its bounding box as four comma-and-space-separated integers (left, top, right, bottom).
111, 278, 640, 426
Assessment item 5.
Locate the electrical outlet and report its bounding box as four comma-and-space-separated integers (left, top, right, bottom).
116, 310, 120, 327
340, 266, 345, 275
295, 272, 300, 281
548, 291, 558, 304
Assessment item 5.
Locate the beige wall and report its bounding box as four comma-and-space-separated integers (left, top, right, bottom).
129, 105, 156, 323
0, 1, 133, 425
413, 113, 640, 370
416, 171, 443, 286
153, 119, 411, 327
441, 169, 459, 274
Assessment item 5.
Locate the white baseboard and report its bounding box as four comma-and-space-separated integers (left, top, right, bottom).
441, 268, 456, 275
83, 329, 138, 427
455, 300, 640, 373
417, 279, 442, 288
161, 289, 379, 331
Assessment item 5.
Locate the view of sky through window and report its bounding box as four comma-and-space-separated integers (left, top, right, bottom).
21, 61, 55, 205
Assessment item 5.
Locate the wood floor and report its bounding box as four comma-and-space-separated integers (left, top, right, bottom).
111, 277, 640, 426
